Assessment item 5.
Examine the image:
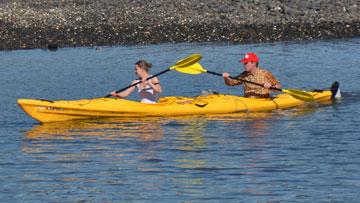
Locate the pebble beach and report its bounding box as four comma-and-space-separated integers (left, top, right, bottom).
0, 0, 359, 50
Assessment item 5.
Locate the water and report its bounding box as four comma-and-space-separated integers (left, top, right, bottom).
1, 38, 360, 202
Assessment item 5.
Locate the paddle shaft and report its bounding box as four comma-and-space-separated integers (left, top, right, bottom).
206, 70, 282, 91
104, 68, 170, 98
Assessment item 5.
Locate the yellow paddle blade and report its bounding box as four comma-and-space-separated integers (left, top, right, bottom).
170, 53, 202, 69
282, 89, 315, 102
173, 63, 206, 74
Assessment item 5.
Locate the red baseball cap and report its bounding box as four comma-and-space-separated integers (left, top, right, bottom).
240, 52, 259, 64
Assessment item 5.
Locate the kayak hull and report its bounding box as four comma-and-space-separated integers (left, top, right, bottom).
18, 88, 336, 123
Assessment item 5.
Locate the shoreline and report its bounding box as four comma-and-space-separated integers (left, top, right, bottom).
1, 1, 359, 50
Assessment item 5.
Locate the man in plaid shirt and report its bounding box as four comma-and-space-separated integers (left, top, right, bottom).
222, 52, 281, 98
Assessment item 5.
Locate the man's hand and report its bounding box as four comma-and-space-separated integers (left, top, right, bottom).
222, 72, 230, 78
264, 81, 272, 89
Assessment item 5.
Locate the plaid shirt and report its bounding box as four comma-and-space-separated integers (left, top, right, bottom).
226, 67, 280, 98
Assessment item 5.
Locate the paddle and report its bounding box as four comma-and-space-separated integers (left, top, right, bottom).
176, 63, 315, 102
105, 54, 202, 98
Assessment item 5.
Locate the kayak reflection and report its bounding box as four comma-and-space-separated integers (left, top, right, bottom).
205, 104, 324, 138
25, 117, 166, 141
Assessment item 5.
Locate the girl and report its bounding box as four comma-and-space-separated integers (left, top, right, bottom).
111, 60, 162, 103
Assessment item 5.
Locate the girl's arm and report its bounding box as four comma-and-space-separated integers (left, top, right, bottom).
147, 77, 162, 93
111, 80, 137, 98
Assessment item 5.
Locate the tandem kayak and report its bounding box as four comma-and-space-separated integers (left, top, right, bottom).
18, 82, 340, 123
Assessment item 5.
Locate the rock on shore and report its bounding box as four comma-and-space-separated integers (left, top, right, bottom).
0, 0, 359, 50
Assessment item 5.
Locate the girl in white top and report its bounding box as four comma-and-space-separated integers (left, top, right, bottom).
110, 60, 162, 104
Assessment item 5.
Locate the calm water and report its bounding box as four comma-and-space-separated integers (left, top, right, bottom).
1, 38, 360, 202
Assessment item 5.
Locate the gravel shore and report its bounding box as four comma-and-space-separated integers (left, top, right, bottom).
0, 0, 359, 50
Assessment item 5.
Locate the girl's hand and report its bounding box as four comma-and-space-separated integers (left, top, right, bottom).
131, 80, 138, 85
142, 79, 153, 86
111, 91, 120, 97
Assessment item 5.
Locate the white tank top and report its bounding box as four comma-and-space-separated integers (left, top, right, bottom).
135, 76, 160, 104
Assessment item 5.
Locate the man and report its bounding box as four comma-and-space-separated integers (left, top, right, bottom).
222, 52, 281, 98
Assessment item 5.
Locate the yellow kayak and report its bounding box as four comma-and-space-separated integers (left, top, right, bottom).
18, 83, 340, 123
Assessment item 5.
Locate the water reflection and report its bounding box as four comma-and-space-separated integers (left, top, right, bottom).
173, 117, 207, 152
173, 108, 325, 199
24, 117, 166, 141
20, 117, 169, 200
21, 107, 326, 200
208, 112, 275, 138
166, 117, 208, 197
